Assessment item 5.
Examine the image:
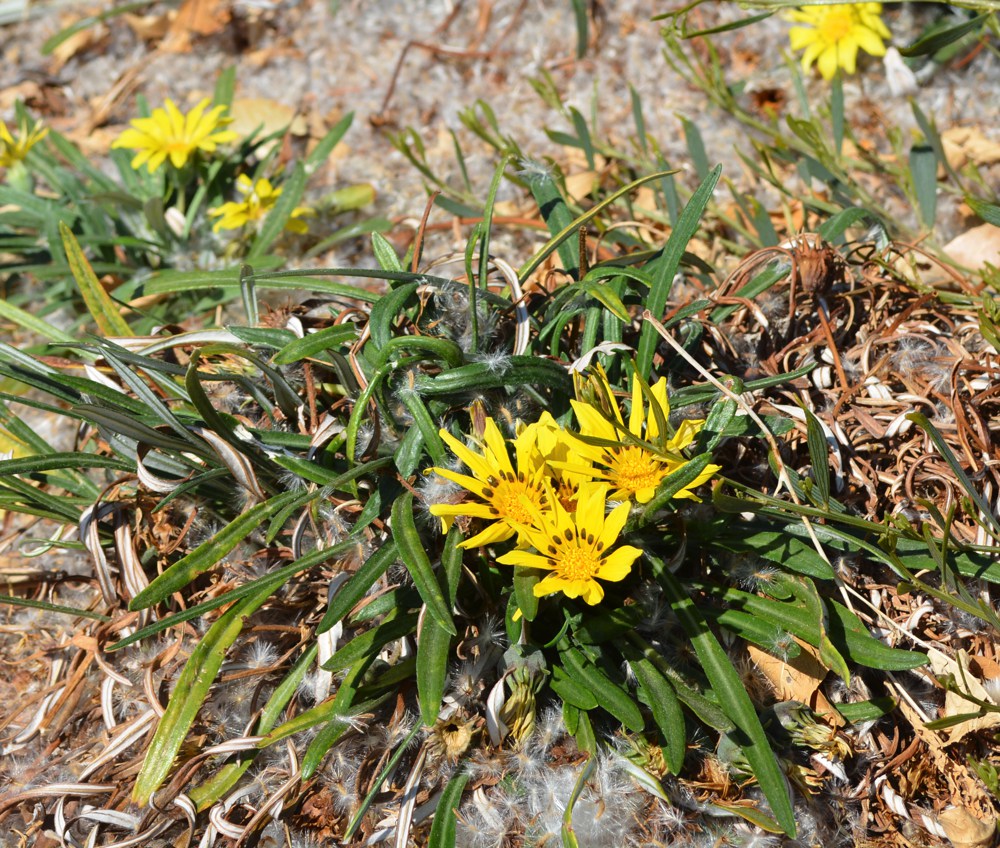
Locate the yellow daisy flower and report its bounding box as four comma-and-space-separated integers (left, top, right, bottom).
786, 3, 891, 81
428, 416, 550, 548
498, 483, 641, 605
112, 98, 239, 173
568, 368, 720, 504
513, 411, 594, 510
208, 175, 313, 234
0, 117, 47, 169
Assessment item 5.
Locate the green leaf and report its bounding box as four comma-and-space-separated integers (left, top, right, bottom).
909, 143, 937, 229
899, 12, 990, 57
129, 489, 301, 609
323, 612, 420, 673
59, 222, 133, 337
0, 299, 76, 344
966, 196, 1000, 227
372, 231, 404, 273
317, 540, 399, 634
680, 117, 709, 181
0, 594, 109, 622
658, 568, 796, 836
271, 324, 359, 365
801, 405, 830, 508
559, 646, 644, 732
428, 769, 471, 848
631, 657, 686, 774
414, 356, 572, 398
368, 281, 420, 350
836, 697, 896, 723
306, 111, 354, 171
636, 165, 721, 380
133, 572, 284, 805
527, 161, 579, 277
392, 493, 456, 636
417, 528, 463, 725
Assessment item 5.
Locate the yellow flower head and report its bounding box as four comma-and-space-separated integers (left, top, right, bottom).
209, 174, 313, 234
514, 411, 594, 510
498, 483, 641, 605
786, 3, 890, 80
568, 367, 720, 504
428, 416, 550, 548
0, 117, 47, 169
112, 98, 239, 172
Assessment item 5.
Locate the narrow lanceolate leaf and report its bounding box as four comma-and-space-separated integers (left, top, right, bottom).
59, 221, 133, 337
428, 769, 471, 848
636, 164, 721, 380
129, 489, 301, 609
559, 646, 644, 732
630, 656, 686, 774
658, 568, 796, 836
417, 528, 464, 725
801, 405, 830, 508
133, 573, 283, 805
392, 492, 456, 636
316, 540, 399, 634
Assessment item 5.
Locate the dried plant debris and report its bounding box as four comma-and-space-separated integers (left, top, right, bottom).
0, 223, 997, 848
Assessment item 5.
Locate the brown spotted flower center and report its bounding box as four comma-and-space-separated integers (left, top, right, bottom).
546, 528, 605, 581
482, 471, 546, 524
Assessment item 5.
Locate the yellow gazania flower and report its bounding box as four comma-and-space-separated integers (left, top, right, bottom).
568, 369, 720, 504
514, 411, 594, 510
428, 416, 550, 548
498, 483, 641, 605
111, 98, 239, 173
0, 118, 47, 169
209, 175, 313, 234
786, 3, 891, 81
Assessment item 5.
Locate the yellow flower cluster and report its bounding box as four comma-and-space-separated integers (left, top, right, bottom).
111, 98, 238, 173
428, 368, 720, 605
208, 174, 313, 234
0, 118, 47, 169
786, 2, 890, 81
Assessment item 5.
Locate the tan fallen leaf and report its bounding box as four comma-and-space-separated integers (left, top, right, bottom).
746, 640, 842, 725
938, 807, 997, 848
942, 126, 1000, 173
565, 169, 598, 202
229, 97, 306, 140
927, 647, 1000, 745
50, 25, 106, 73
162, 0, 231, 52
122, 10, 173, 42
944, 223, 1000, 271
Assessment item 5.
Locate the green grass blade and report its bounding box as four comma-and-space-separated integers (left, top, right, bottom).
417, 527, 463, 725
133, 571, 284, 804
428, 768, 471, 848
317, 540, 399, 634
518, 169, 677, 284
129, 489, 302, 609
636, 164, 721, 381
392, 492, 456, 635
59, 222, 133, 337
658, 567, 795, 835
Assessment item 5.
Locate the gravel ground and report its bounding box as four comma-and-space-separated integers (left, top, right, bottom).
3, 0, 997, 261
